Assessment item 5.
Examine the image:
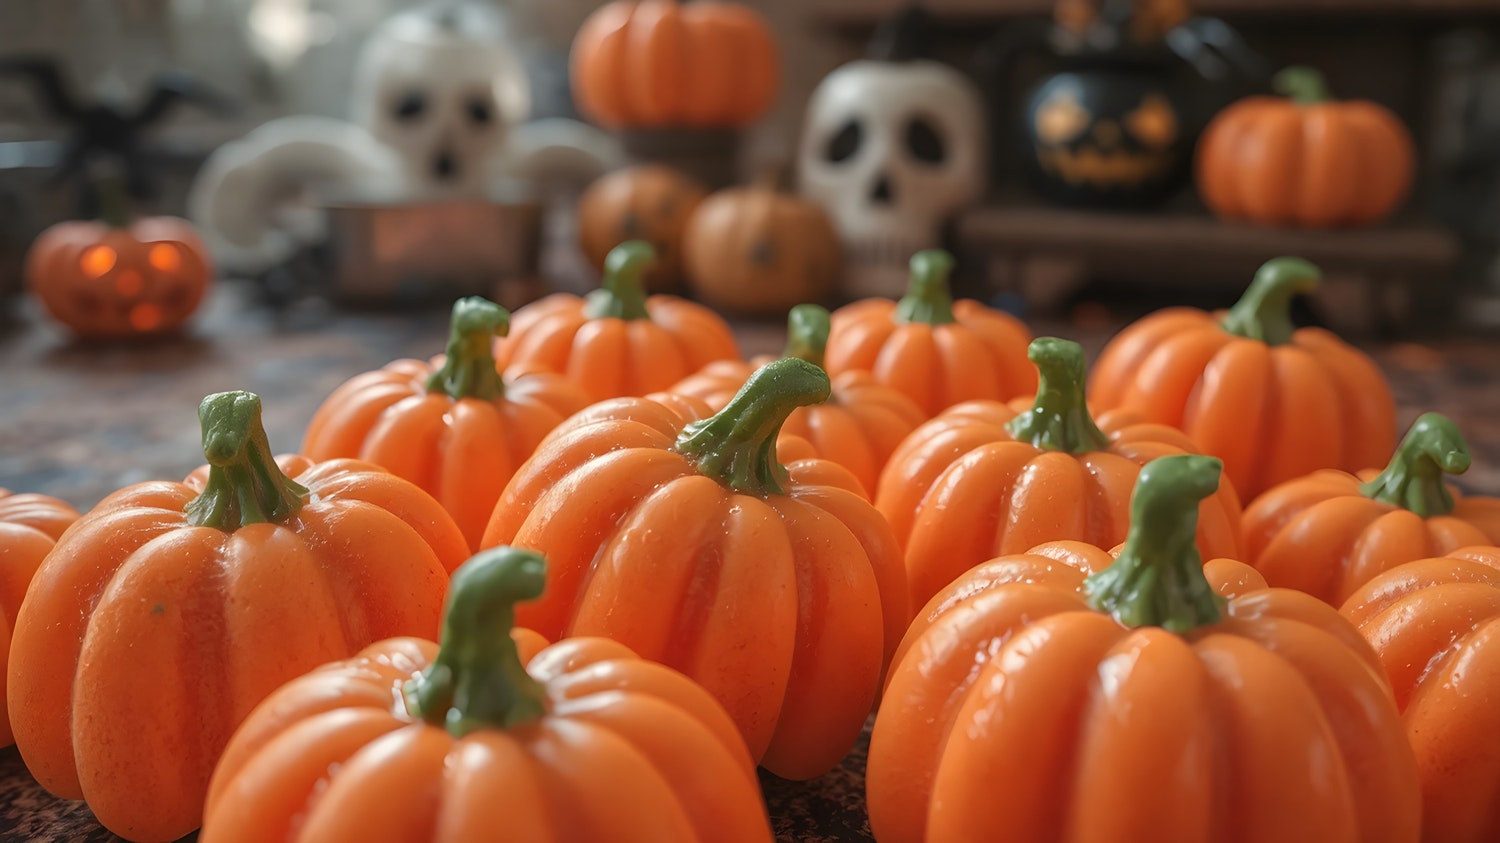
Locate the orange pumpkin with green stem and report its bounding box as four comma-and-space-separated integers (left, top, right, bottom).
302, 297, 588, 550
1088, 256, 1396, 502
878, 336, 1242, 611
496, 240, 740, 402
823, 250, 1036, 417
868, 454, 1420, 843
1245, 412, 1500, 605
481, 358, 907, 780
1342, 547, 1500, 843
0, 490, 80, 747
669, 304, 926, 496
7, 391, 469, 843
201, 546, 772, 843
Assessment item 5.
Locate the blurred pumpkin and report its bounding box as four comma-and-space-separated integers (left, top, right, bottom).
577, 164, 707, 291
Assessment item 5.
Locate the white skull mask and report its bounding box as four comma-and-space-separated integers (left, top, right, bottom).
351, 3, 530, 198
798, 60, 986, 299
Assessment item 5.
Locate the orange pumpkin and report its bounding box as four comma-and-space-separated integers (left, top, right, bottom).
1244, 413, 1500, 605
302, 297, 588, 550
201, 546, 772, 843
7, 391, 469, 843
1198, 66, 1415, 228
481, 358, 907, 780
577, 164, 708, 291
869, 455, 1420, 843
495, 240, 740, 402
824, 250, 1036, 417
879, 336, 1242, 611
26, 213, 212, 340
0, 489, 80, 747
1342, 547, 1500, 843
1088, 256, 1396, 502
682, 178, 840, 315
570, 0, 779, 129
669, 304, 925, 496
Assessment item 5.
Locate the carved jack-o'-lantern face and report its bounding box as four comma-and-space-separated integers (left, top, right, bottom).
1053, 0, 1191, 46
1029, 77, 1182, 193
25, 218, 213, 340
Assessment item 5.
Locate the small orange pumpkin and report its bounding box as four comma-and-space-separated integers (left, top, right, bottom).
571, 0, 779, 129
302, 297, 589, 550
201, 547, 773, 843
824, 250, 1036, 417
0, 489, 80, 747
577, 164, 708, 291
495, 240, 740, 403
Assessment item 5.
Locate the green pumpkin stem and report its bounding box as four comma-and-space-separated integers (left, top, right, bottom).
95, 173, 132, 229
185, 391, 308, 530
1219, 257, 1321, 346
782, 304, 831, 370
894, 250, 957, 325
1083, 455, 1226, 634
426, 297, 509, 401
675, 357, 831, 495
583, 240, 654, 321
1274, 66, 1335, 105
404, 546, 550, 736
1358, 413, 1471, 517
1005, 338, 1110, 453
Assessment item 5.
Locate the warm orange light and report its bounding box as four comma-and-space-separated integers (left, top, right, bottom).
114, 270, 144, 297
128, 303, 163, 332
81, 246, 116, 278
148, 244, 181, 273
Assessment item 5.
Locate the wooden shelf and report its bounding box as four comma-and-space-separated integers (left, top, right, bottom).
811, 0, 1500, 27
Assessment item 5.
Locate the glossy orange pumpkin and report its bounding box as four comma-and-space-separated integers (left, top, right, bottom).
26, 213, 212, 340
302, 298, 588, 549
577, 164, 708, 291
1088, 256, 1396, 502
879, 337, 1243, 610
495, 240, 740, 402
824, 250, 1036, 417
201, 547, 772, 843
481, 359, 907, 780
7, 391, 470, 843
869, 455, 1420, 843
1244, 413, 1500, 605
571, 0, 779, 129
1198, 66, 1415, 228
1342, 547, 1500, 843
0, 489, 80, 747
669, 304, 925, 496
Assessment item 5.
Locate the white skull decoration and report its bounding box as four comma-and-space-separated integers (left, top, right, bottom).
351, 3, 530, 198
798, 60, 987, 299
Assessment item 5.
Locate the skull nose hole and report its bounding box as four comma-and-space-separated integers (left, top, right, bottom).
433, 149, 458, 180
871, 174, 895, 205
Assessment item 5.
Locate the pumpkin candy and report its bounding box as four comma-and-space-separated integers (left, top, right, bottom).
481, 358, 907, 780
201, 546, 772, 843
577, 164, 708, 291
824, 249, 1036, 417
570, 0, 779, 129
878, 336, 1242, 610
868, 454, 1420, 843
1088, 256, 1396, 501
302, 297, 588, 550
1197, 66, 1415, 228
7, 391, 469, 843
669, 304, 925, 496
495, 240, 740, 403
0, 489, 80, 747
1341, 547, 1500, 843
1244, 413, 1500, 605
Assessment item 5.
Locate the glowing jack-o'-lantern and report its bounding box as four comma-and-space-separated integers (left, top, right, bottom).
26, 215, 213, 340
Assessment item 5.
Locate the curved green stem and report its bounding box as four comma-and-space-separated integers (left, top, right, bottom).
1083, 454, 1226, 634
1219, 257, 1321, 346
426, 297, 509, 401
96, 173, 132, 229
1005, 337, 1109, 453
403, 546, 550, 736
583, 240, 654, 321
675, 357, 831, 495
1358, 412, 1470, 517
782, 304, 830, 370
1273, 66, 1334, 105
184, 391, 308, 530
894, 250, 957, 325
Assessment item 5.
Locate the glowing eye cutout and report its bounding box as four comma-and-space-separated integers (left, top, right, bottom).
81, 246, 117, 278
1035, 92, 1091, 145
1125, 94, 1179, 149
148, 244, 181, 273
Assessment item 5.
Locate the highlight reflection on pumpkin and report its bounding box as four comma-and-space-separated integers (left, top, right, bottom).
1032, 85, 1181, 190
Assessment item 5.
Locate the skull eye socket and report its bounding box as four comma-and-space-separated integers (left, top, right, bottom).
1035, 92, 1091, 144
905, 116, 947, 165
466, 97, 493, 126
393, 91, 426, 122
825, 119, 863, 164
1124, 94, 1178, 149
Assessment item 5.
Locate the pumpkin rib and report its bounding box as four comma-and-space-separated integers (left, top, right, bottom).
1294, 328, 1397, 471
1126, 327, 1237, 430
1181, 337, 1271, 499
1299, 106, 1358, 227
1087, 309, 1210, 409
298, 727, 451, 841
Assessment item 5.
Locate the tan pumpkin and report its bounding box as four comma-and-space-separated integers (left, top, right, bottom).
577, 164, 708, 291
